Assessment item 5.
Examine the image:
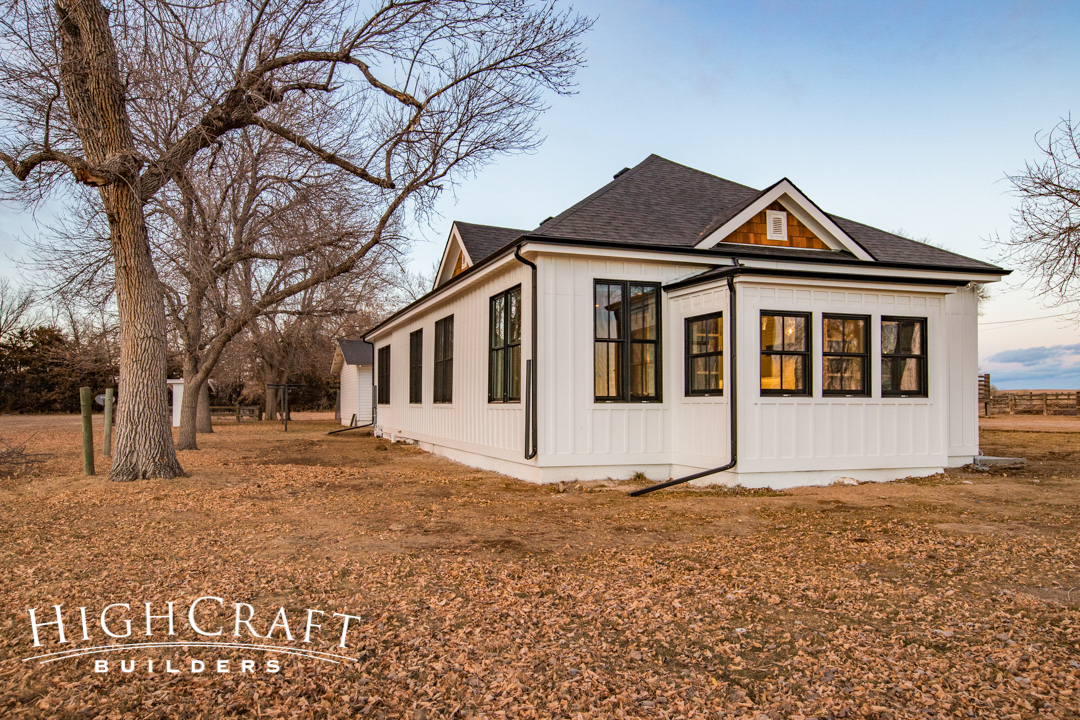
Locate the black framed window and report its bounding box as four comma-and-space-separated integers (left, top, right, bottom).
685, 312, 723, 396
434, 315, 454, 403
409, 329, 423, 404
377, 345, 390, 405
489, 286, 521, 402
594, 280, 661, 402
822, 314, 869, 396
760, 312, 810, 395
882, 317, 927, 397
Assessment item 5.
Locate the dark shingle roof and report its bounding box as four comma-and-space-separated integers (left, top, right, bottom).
454, 154, 1004, 274
455, 222, 526, 265
524, 154, 1002, 273
337, 339, 372, 366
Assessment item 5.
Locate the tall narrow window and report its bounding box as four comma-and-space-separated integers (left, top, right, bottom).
594, 280, 661, 402
882, 317, 927, 397
489, 285, 521, 402
822, 314, 868, 395
409, 329, 423, 404
434, 315, 454, 403
685, 312, 723, 396
377, 345, 391, 405
760, 312, 810, 395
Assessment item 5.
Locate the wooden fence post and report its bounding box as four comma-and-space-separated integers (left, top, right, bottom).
1044, 394, 1049, 416
103, 388, 114, 458
80, 387, 95, 476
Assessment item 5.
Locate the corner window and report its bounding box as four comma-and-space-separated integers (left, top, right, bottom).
434, 315, 454, 403
882, 317, 927, 397
822, 315, 868, 396
377, 345, 391, 405
685, 312, 723, 396
760, 312, 810, 395
594, 280, 661, 402
409, 329, 422, 404
489, 286, 522, 402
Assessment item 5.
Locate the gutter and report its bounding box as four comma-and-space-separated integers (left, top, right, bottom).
514, 245, 538, 459
631, 263, 741, 496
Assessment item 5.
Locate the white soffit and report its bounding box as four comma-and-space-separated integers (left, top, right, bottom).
696, 179, 875, 262
435, 224, 474, 288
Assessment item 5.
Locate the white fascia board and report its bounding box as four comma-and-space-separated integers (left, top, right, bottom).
366, 252, 520, 342
667, 273, 959, 300
434, 224, 473, 289
696, 179, 876, 262
520, 242, 1003, 284
518, 242, 720, 266
330, 347, 345, 376
734, 256, 1004, 283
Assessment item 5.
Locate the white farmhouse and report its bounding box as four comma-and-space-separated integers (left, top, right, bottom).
364, 156, 1008, 489
330, 339, 374, 427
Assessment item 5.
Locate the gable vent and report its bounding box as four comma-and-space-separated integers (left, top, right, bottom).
766, 210, 788, 241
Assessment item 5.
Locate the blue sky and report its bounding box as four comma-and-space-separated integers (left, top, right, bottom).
3, 0, 1080, 387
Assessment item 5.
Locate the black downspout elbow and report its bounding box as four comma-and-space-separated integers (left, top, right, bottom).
514, 245, 538, 459
630, 266, 739, 497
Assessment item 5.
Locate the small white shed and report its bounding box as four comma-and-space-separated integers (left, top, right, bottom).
331, 339, 374, 426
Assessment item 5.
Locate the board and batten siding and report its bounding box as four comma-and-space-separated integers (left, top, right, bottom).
732, 281, 955, 483
944, 286, 979, 464
535, 254, 711, 479
373, 263, 531, 475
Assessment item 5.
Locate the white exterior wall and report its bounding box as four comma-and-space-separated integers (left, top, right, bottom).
368, 247, 984, 488
945, 286, 980, 465
724, 280, 953, 487
372, 262, 533, 478
338, 365, 373, 426
535, 254, 710, 481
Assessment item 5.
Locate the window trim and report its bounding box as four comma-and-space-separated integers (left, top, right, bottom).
684, 311, 724, 397
433, 315, 454, 404
881, 315, 928, 398
593, 279, 663, 403
376, 345, 391, 405
488, 285, 522, 403
759, 310, 812, 397
821, 313, 870, 397
408, 329, 423, 404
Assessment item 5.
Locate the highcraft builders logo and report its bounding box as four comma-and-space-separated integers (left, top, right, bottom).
20, 597, 363, 675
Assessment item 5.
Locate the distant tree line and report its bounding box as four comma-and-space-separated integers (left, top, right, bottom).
0, 270, 424, 415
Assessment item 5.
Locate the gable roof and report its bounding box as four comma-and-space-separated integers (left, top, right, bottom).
455, 222, 527, 267
461, 154, 998, 273
336, 339, 372, 366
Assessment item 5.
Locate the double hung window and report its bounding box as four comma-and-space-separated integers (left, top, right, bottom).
685, 312, 723, 396
409, 329, 423, 404
594, 280, 661, 402
882, 317, 927, 397
489, 286, 522, 402
760, 312, 810, 395
822, 315, 868, 395
434, 316, 454, 403
376, 345, 390, 405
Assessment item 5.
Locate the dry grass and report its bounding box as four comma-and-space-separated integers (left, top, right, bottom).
0, 415, 1077, 719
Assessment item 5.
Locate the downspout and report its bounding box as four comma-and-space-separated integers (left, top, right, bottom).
630, 262, 741, 497
514, 245, 538, 459
329, 340, 378, 435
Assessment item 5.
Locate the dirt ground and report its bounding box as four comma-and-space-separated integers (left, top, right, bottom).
0, 415, 1077, 719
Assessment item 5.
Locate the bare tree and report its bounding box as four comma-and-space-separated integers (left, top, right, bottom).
0, 0, 591, 480
999, 116, 1080, 310
0, 277, 36, 342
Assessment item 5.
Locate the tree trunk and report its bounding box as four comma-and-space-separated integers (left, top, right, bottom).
197, 382, 213, 433
176, 371, 202, 451
56, 0, 182, 480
